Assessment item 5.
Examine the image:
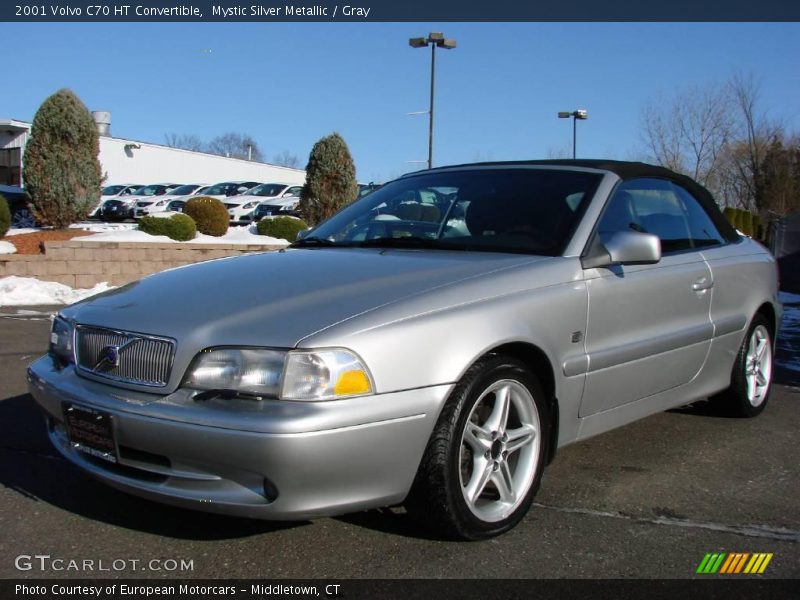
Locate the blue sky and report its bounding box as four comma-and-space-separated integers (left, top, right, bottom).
3, 22, 800, 183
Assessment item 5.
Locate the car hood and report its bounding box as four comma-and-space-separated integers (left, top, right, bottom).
257, 196, 297, 207
225, 194, 272, 205
62, 248, 547, 391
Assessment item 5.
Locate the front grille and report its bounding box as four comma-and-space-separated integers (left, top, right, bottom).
256, 205, 282, 215
224, 203, 237, 210
75, 325, 175, 387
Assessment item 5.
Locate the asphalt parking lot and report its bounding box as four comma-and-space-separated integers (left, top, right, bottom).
0, 306, 797, 580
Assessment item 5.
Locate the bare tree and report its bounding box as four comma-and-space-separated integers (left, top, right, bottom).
640, 84, 733, 190
164, 133, 204, 152
272, 150, 300, 168
722, 73, 782, 213
207, 132, 264, 161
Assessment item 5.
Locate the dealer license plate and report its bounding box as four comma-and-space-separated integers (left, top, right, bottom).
62, 403, 118, 463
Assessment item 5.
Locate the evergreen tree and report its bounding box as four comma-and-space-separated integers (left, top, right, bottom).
755, 138, 800, 218
23, 89, 102, 228
299, 133, 358, 225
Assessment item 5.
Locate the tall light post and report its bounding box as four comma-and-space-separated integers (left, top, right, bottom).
557, 109, 588, 159
409, 32, 456, 169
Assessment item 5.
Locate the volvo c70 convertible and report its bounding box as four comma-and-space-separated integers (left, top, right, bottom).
28, 160, 780, 540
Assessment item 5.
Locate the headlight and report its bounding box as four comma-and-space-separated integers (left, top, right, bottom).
243, 202, 257, 209
280, 201, 299, 211
281, 349, 373, 401
183, 348, 286, 397
183, 347, 373, 401
49, 316, 74, 365
156, 200, 165, 206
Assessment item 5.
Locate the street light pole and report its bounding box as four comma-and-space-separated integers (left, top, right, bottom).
558, 109, 588, 159
409, 32, 456, 170
428, 41, 436, 171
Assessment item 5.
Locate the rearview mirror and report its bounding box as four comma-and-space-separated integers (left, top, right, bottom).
582, 230, 661, 269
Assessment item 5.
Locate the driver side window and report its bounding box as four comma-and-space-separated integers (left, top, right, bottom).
598, 179, 724, 254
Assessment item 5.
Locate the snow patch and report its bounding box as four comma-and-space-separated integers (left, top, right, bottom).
69, 222, 137, 233
0, 241, 16, 254
4, 227, 39, 236
81, 224, 289, 246
0, 276, 114, 307
779, 291, 800, 305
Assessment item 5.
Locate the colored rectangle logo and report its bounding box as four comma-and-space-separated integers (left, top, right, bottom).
697, 553, 773, 574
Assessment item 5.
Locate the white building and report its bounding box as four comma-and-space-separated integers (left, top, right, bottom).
0, 114, 306, 188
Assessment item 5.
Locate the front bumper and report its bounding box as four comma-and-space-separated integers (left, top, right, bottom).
27, 356, 450, 519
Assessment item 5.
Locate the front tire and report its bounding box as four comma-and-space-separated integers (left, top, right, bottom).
406, 355, 549, 540
712, 313, 774, 417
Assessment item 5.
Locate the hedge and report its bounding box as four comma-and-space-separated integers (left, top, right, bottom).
184, 196, 229, 237
256, 216, 308, 242
0, 196, 9, 238
138, 213, 197, 241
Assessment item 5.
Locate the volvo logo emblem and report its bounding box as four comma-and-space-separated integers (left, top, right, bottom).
93, 338, 138, 372
94, 345, 120, 371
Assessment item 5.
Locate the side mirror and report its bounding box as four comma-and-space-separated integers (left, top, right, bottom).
582, 230, 661, 269
295, 228, 311, 241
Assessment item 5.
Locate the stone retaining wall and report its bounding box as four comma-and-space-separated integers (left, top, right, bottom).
0, 240, 286, 288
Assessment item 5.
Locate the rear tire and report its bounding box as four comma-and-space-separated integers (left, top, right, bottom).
711, 313, 774, 418
405, 355, 549, 540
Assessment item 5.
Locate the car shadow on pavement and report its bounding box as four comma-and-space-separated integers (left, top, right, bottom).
334, 508, 451, 541
0, 393, 307, 540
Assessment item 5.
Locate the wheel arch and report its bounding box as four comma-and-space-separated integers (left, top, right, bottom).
755, 301, 778, 341
483, 341, 560, 464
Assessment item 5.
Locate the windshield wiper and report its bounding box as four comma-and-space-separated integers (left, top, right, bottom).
356, 236, 446, 249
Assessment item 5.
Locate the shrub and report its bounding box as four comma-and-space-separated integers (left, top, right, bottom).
299, 132, 358, 226
0, 196, 10, 238
183, 196, 229, 237
23, 89, 102, 228
722, 206, 736, 228
257, 216, 308, 242
138, 213, 196, 241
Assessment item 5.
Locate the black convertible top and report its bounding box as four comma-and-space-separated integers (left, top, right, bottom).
419, 159, 740, 243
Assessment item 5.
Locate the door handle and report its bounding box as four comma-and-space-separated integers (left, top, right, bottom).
692, 277, 714, 291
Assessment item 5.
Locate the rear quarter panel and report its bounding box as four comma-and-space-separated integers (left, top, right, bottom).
700, 237, 780, 393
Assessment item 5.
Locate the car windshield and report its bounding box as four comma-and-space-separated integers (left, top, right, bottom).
168, 185, 200, 196
102, 185, 126, 195
135, 185, 166, 196
302, 169, 602, 256
247, 183, 288, 197
202, 183, 235, 195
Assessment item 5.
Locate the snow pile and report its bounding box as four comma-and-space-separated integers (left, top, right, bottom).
0, 241, 16, 254
69, 222, 137, 233
82, 224, 289, 246
777, 291, 800, 376
779, 291, 800, 306
4, 227, 39, 236
0, 276, 114, 306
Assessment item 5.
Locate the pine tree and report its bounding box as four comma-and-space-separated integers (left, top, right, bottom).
23, 89, 102, 228
299, 132, 358, 225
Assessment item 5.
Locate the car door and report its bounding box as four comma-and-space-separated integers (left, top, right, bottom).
579, 178, 715, 417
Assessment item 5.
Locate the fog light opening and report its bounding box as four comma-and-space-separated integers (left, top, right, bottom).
262, 478, 279, 502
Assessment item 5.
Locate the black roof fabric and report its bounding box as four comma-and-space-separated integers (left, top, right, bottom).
421, 159, 740, 243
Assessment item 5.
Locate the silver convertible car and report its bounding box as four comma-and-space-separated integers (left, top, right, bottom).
28, 160, 780, 540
